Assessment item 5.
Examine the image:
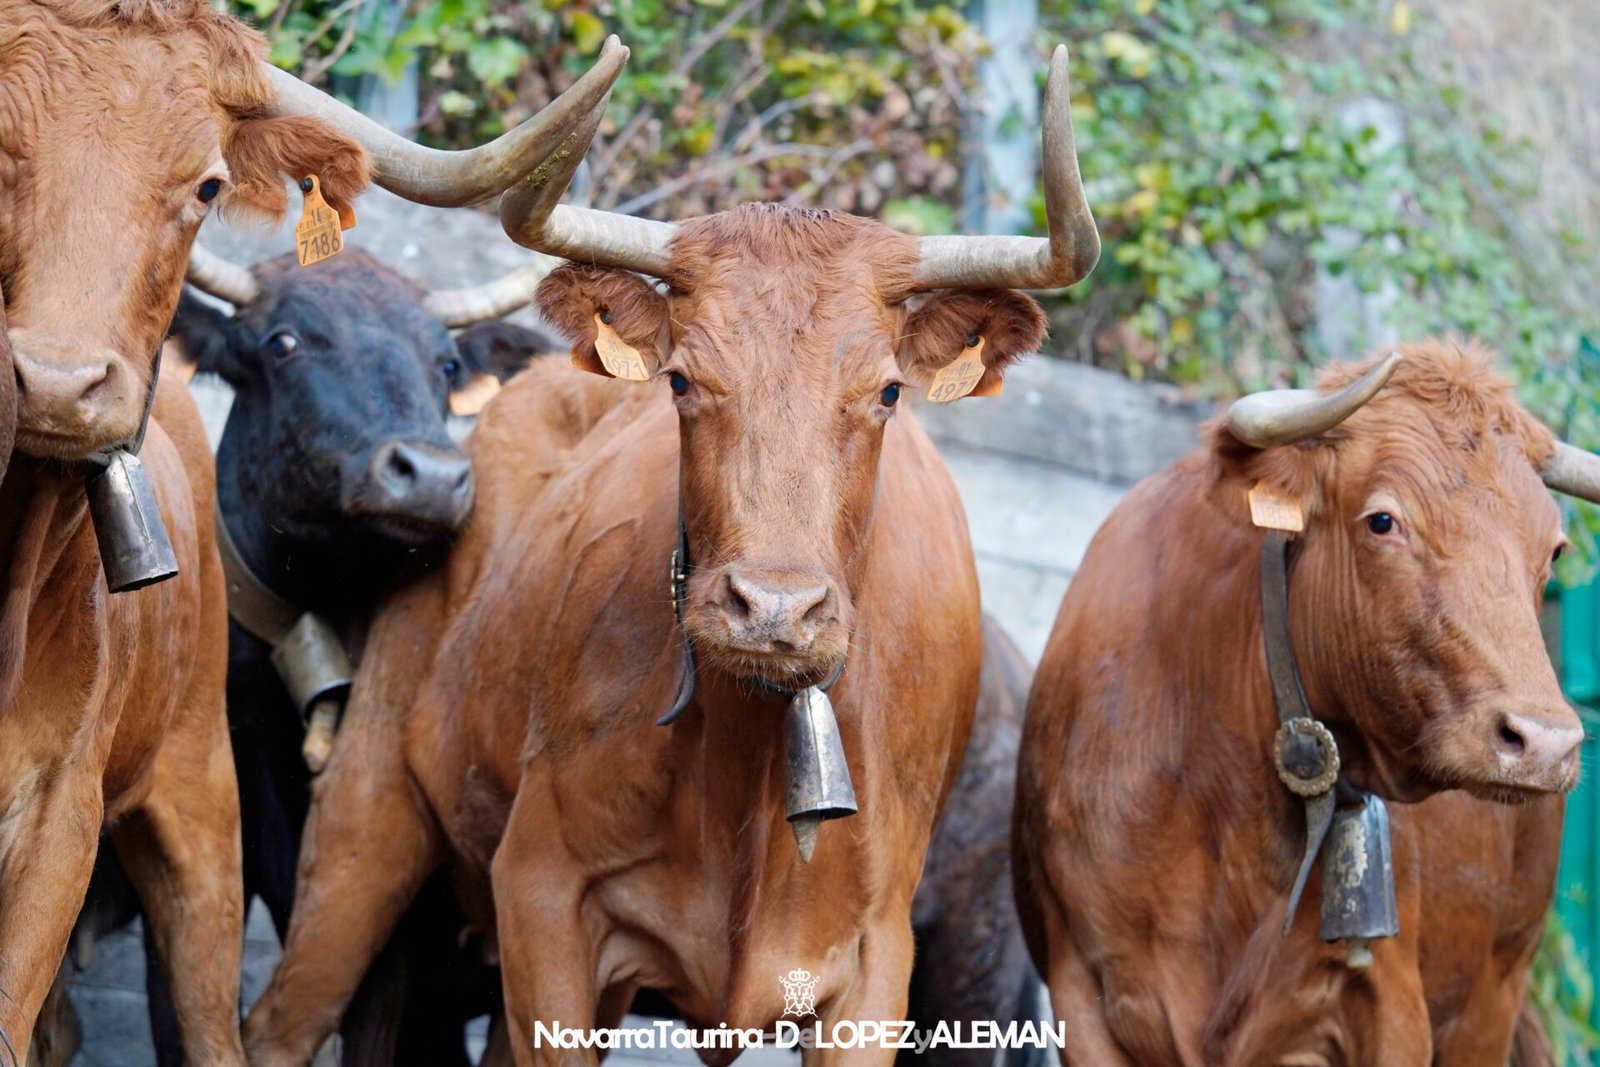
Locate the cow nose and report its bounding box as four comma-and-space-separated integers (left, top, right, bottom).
367, 441, 474, 525
1492, 707, 1584, 789
12, 347, 119, 428
719, 571, 835, 653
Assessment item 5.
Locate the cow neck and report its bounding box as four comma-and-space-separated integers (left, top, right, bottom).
213, 497, 302, 647
211, 477, 356, 731
0, 462, 92, 709
1261, 529, 1397, 962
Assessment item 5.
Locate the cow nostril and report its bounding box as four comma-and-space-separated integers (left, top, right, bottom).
385, 448, 417, 484
725, 577, 752, 620
801, 591, 833, 625
1495, 720, 1527, 757
80, 362, 114, 404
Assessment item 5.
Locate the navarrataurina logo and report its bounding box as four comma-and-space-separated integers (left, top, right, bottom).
780, 968, 819, 1017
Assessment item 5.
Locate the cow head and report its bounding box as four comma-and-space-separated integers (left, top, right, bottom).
175, 249, 549, 548
532, 47, 1096, 688
0, 2, 627, 462
1217, 342, 1600, 802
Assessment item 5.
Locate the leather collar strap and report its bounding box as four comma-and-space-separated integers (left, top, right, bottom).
658, 500, 698, 725
214, 500, 302, 645
84, 344, 163, 471
1261, 530, 1349, 933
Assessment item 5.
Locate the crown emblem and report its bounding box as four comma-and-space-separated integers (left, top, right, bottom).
779, 967, 819, 1017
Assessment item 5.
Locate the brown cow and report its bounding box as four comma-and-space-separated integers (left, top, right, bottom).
1014, 342, 1600, 1065
242, 44, 1099, 1067
0, 1, 625, 1053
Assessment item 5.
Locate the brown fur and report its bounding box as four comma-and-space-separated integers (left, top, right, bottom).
243, 203, 1049, 1066
1015, 340, 1573, 1065
0, 380, 239, 1061
0, 0, 369, 459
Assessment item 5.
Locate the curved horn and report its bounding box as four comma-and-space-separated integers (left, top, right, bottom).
1542, 442, 1600, 505
264, 37, 629, 208
186, 243, 260, 306
422, 253, 566, 328
497, 78, 675, 275
912, 45, 1100, 291
1226, 351, 1402, 449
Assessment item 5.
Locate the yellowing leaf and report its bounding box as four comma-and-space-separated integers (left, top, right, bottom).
1101, 30, 1140, 58
1134, 161, 1168, 191
1123, 189, 1159, 218
1391, 1, 1411, 35
572, 11, 606, 54
1170, 316, 1194, 346
1135, 0, 1155, 13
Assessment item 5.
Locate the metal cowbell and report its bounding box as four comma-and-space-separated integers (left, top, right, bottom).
86, 450, 180, 593
1319, 792, 1400, 966
271, 612, 355, 722
784, 685, 858, 864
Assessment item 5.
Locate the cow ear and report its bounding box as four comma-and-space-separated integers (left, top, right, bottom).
1207, 419, 1324, 528
220, 116, 372, 225
899, 290, 1046, 403
535, 265, 669, 381
448, 322, 560, 416
456, 321, 561, 382
168, 288, 237, 381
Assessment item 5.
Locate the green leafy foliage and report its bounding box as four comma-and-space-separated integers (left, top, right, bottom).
1534, 909, 1600, 1066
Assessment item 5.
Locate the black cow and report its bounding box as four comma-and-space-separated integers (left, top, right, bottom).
904, 614, 1049, 1067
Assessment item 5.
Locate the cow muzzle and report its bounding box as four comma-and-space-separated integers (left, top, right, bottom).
1448, 698, 1584, 798
342, 440, 474, 539
8, 331, 140, 458
695, 567, 849, 682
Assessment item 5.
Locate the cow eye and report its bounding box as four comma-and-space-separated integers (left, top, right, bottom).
1553, 544, 1566, 564
669, 371, 690, 396
1366, 512, 1397, 536
265, 331, 299, 359
442, 358, 462, 381
880, 383, 901, 407
197, 178, 222, 204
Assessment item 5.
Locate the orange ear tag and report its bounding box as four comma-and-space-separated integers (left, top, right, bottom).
295, 175, 346, 267
592, 314, 652, 381
1248, 484, 1305, 533
927, 335, 987, 403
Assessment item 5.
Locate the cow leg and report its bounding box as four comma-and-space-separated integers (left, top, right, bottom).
1044, 948, 1137, 1067
111, 703, 247, 1067
0, 772, 103, 1058
493, 784, 600, 1067
243, 709, 444, 1067
803, 920, 917, 1067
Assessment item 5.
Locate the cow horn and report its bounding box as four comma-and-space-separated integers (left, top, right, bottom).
496, 42, 1098, 286
1542, 442, 1600, 504
497, 81, 675, 276
421, 253, 566, 327
263, 36, 629, 208
186, 243, 261, 306
911, 45, 1100, 291
1226, 351, 1402, 449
